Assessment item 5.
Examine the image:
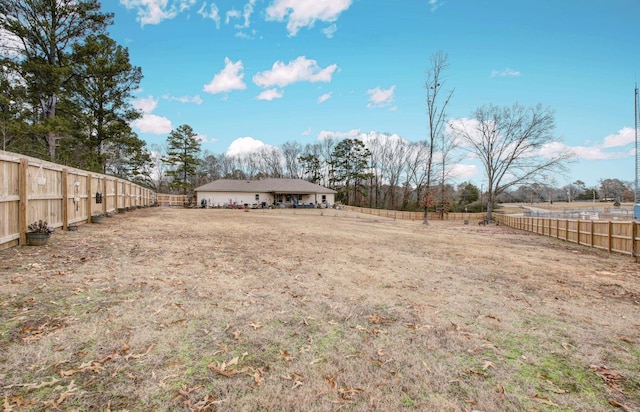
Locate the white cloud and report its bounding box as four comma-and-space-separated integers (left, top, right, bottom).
490, 67, 521, 78
132, 114, 173, 134
322, 24, 337, 38
120, 0, 197, 26
196, 133, 216, 144
253, 56, 338, 88
163, 94, 204, 104
256, 88, 284, 101
203, 57, 247, 94
602, 127, 635, 148
317, 92, 332, 104
566, 143, 633, 160
235, 30, 257, 40
429, 0, 443, 12
132, 96, 159, 114
450, 163, 478, 179
302, 127, 312, 136
0, 29, 24, 60
539, 127, 635, 160
130, 95, 173, 134
358, 131, 408, 148
197, 2, 221, 28
238, 0, 257, 29
265, 0, 352, 36
227, 136, 269, 156
225, 9, 241, 24
366, 85, 396, 109
317, 129, 361, 141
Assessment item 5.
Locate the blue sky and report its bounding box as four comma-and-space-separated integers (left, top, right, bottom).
105, 0, 639, 189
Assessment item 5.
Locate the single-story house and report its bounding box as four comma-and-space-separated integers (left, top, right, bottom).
194, 178, 337, 208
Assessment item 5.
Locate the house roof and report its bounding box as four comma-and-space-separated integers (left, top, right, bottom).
194, 178, 337, 194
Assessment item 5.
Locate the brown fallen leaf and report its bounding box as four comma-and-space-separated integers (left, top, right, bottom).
608, 399, 632, 411
482, 360, 495, 370
368, 314, 381, 324
532, 394, 558, 407
326, 376, 336, 389
125, 343, 155, 360
589, 365, 625, 391
280, 350, 293, 362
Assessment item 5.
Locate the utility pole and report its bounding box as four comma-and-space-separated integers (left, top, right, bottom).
634, 84, 639, 219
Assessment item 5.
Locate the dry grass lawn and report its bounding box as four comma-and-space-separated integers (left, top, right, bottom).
1, 208, 639, 411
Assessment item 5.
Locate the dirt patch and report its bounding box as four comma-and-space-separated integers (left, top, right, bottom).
1, 208, 638, 411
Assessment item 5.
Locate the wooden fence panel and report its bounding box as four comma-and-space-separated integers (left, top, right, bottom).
341, 205, 486, 222
0, 153, 20, 248
156, 194, 189, 207
27, 160, 64, 229
105, 177, 117, 213
611, 222, 633, 255
0, 150, 156, 250
591, 222, 610, 251
66, 169, 89, 225
495, 214, 638, 257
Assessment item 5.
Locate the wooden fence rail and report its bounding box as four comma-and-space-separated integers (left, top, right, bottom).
0, 150, 156, 250
342, 204, 638, 258
342, 205, 486, 222
156, 194, 190, 207
495, 215, 639, 257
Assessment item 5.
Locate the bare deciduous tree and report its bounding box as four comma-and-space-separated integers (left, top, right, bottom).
281, 141, 302, 178
423, 51, 454, 224
450, 103, 573, 221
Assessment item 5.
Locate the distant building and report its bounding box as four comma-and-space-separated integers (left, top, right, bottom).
194, 178, 336, 208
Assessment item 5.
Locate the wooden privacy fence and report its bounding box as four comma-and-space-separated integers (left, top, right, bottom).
495, 215, 640, 257
342, 205, 486, 222
0, 150, 156, 250
156, 194, 190, 207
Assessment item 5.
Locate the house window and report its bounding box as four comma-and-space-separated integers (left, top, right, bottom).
322, 195, 327, 203
298, 194, 302, 201
255, 194, 259, 201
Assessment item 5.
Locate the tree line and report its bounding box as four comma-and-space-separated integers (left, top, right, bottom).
153, 126, 631, 214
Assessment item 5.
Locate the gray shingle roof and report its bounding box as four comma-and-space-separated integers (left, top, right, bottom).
194, 178, 336, 194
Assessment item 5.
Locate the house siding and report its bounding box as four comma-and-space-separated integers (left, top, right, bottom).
197, 191, 273, 207
196, 191, 335, 208
194, 179, 336, 208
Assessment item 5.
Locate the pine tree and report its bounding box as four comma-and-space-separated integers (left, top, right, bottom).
163, 125, 201, 194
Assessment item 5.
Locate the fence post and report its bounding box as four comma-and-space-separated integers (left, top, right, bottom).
18, 158, 27, 245
115, 180, 119, 210
62, 169, 68, 230
102, 176, 108, 214
608, 221, 613, 253
632, 221, 637, 257
86, 173, 92, 220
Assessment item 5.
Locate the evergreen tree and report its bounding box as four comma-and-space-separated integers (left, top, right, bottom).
67, 34, 143, 172
0, 0, 113, 160
163, 125, 201, 194
329, 138, 372, 205
299, 153, 321, 183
